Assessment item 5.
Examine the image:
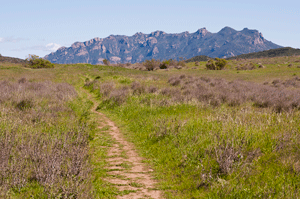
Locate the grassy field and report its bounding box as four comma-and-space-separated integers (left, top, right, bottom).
0, 55, 300, 198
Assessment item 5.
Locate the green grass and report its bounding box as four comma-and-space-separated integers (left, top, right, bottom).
129, 182, 145, 188
94, 93, 300, 198
81, 92, 119, 199
81, 57, 300, 198
1, 56, 300, 198
117, 162, 133, 169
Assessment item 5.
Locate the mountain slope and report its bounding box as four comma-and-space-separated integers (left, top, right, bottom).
45, 27, 282, 64
227, 47, 300, 60
0, 55, 28, 64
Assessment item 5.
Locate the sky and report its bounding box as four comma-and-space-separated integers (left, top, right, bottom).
1, 0, 299, 59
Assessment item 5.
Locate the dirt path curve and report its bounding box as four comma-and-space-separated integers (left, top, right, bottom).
86, 90, 162, 199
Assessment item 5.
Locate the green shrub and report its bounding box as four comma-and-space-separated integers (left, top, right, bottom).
16, 99, 33, 110
215, 58, 228, 70
25, 54, 54, 69
206, 58, 228, 70
159, 60, 170, 69
206, 59, 217, 70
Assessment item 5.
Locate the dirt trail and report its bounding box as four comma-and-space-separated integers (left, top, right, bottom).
87, 91, 162, 199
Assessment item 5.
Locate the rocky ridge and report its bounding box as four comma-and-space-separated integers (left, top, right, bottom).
45, 27, 282, 64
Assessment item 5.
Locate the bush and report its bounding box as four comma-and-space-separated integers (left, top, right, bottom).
131, 81, 145, 95
99, 82, 115, 97
236, 62, 256, 70
25, 54, 54, 69
206, 59, 217, 70
168, 76, 181, 86
215, 58, 228, 70
141, 59, 186, 71
206, 58, 228, 70
16, 99, 33, 110
168, 59, 178, 66
159, 60, 170, 69
143, 59, 160, 71
177, 60, 186, 67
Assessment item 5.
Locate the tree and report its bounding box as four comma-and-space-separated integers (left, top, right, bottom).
103, 59, 110, 66
25, 54, 54, 69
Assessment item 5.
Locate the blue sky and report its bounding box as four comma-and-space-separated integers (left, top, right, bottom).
1, 0, 299, 59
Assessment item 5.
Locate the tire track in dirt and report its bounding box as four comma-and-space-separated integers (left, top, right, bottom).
86, 90, 162, 199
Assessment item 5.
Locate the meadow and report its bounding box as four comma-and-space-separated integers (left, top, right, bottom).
0, 55, 300, 198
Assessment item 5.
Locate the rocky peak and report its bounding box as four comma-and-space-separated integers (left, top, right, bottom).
218, 26, 237, 35
150, 31, 166, 37
71, 42, 85, 48
176, 31, 189, 37
133, 32, 144, 37
194, 28, 210, 37
84, 37, 102, 46
196, 27, 208, 34
107, 35, 116, 40
57, 46, 67, 51
243, 28, 265, 39
241, 28, 266, 44
92, 37, 102, 42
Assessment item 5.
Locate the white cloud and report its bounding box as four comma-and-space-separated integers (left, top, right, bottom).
0, 38, 3, 42
12, 43, 62, 52
45, 43, 61, 51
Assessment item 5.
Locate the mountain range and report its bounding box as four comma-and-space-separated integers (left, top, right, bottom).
45, 27, 282, 64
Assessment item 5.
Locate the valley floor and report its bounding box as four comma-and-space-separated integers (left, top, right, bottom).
1, 56, 300, 198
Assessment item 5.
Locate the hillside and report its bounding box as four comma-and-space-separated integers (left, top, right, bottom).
185, 55, 212, 62
227, 47, 300, 60
45, 27, 282, 64
0, 54, 28, 64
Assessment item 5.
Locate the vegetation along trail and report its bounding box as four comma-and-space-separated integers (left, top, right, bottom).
85, 89, 162, 199
2, 55, 300, 198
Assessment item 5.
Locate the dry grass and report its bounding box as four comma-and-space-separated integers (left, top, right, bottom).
92, 73, 300, 113
236, 62, 257, 70
0, 130, 90, 197
165, 75, 300, 112
109, 87, 130, 104
0, 78, 91, 198
131, 81, 146, 95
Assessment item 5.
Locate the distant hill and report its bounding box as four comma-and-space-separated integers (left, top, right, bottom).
45, 27, 282, 64
227, 47, 300, 60
185, 55, 212, 62
0, 55, 28, 64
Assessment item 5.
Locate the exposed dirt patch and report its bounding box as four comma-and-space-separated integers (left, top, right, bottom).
87, 91, 162, 198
